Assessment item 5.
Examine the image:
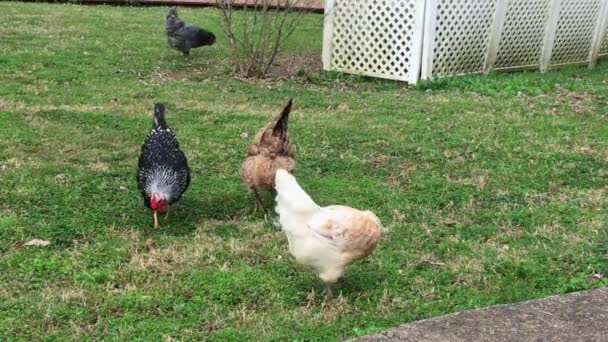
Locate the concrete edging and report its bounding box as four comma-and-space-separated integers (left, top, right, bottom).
351, 288, 608, 342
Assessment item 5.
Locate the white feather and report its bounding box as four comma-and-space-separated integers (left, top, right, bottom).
274, 169, 382, 284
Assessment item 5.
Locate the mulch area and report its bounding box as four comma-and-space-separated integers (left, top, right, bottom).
81, 0, 325, 12
266, 50, 322, 79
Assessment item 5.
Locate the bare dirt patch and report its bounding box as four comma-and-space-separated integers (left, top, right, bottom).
527, 87, 597, 116
266, 51, 322, 79
151, 51, 322, 83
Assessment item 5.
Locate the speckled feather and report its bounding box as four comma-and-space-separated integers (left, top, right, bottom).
137, 104, 190, 208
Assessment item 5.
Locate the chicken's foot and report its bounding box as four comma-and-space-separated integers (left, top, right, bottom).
165, 208, 170, 220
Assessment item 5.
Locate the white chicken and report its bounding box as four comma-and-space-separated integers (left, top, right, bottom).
274, 169, 382, 297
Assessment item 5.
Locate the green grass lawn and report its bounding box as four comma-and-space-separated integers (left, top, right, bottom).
1, 2, 607, 340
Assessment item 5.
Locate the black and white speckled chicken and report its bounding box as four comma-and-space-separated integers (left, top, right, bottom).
137, 103, 191, 229
166, 7, 216, 56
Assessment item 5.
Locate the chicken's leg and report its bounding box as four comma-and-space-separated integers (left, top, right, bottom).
153, 211, 160, 229
324, 284, 333, 301
253, 190, 264, 213
165, 207, 170, 220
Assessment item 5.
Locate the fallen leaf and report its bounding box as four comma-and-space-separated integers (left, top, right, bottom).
337, 101, 350, 111
24, 239, 50, 247
588, 273, 604, 283
578, 146, 593, 154
55, 174, 67, 184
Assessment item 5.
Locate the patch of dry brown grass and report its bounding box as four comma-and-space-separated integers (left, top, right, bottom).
524, 186, 608, 210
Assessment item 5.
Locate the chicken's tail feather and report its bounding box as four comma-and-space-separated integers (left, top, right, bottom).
273, 98, 293, 137
154, 103, 168, 129
168, 7, 178, 18
275, 169, 318, 214
197, 30, 216, 46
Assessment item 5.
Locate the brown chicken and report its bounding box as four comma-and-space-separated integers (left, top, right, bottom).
240, 99, 296, 212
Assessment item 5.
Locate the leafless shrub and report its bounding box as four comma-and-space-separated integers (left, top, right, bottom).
216, 0, 308, 78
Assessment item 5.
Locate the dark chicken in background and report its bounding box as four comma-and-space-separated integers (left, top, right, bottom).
240, 99, 296, 212
137, 103, 191, 228
166, 7, 216, 56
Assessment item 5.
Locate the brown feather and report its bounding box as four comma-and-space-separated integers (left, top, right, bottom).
322, 211, 382, 266
341, 211, 382, 262
240, 99, 296, 195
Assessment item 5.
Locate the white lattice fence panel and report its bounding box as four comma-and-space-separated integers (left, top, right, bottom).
324, 0, 608, 83
549, 0, 602, 65
494, 0, 551, 70
327, 0, 424, 83
428, 0, 497, 77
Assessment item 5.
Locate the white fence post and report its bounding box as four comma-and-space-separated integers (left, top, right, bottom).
540, 0, 562, 72
601, 6, 608, 59
420, 0, 438, 80
408, 0, 428, 84
484, 0, 509, 72
589, 0, 608, 68
322, 0, 336, 71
